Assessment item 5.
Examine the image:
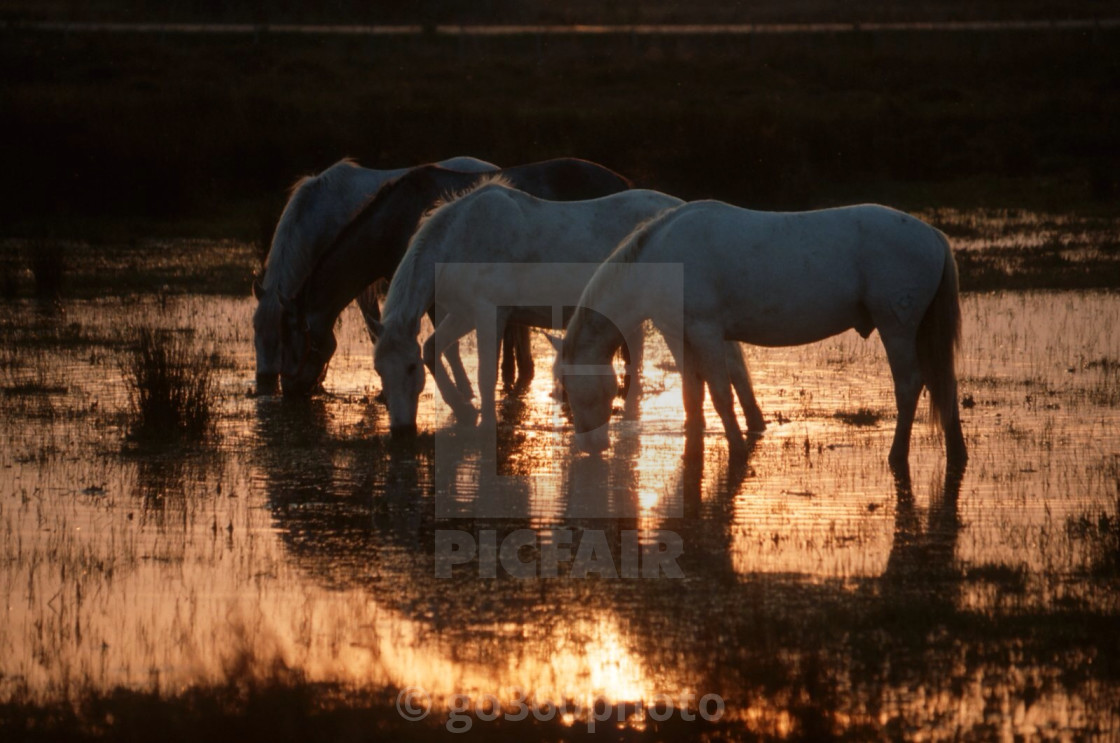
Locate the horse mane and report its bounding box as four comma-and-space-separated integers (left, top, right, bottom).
379, 173, 514, 330
416, 172, 517, 230
260, 158, 364, 294
571, 204, 682, 325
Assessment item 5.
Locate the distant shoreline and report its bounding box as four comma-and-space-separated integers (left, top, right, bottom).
6, 18, 1120, 37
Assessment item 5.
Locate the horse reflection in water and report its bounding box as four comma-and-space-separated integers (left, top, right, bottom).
253, 393, 968, 724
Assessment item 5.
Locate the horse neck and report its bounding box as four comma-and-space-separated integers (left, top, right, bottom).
302, 168, 466, 328
266, 167, 390, 298
574, 262, 655, 359
568, 308, 627, 366
380, 230, 442, 336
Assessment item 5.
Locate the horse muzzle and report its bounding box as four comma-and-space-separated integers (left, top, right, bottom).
574, 427, 610, 455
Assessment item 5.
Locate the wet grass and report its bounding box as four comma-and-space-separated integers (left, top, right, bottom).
0, 239, 258, 299
1067, 499, 1120, 577
122, 327, 217, 442
920, 209, 1120, 292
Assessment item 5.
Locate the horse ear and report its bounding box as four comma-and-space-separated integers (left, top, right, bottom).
252, 276, 264, 299
543, 333, 563, 353
370, 319, 384, 337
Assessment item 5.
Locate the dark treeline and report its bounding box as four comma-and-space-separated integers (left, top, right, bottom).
4, 0, 1118, 26
2, 24, 1117, 240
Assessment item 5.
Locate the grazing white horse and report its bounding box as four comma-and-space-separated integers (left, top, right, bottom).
560, 201, 968, 474
280, 159, 634, 398
372, 184, 696, 434
251, 156, 496, 394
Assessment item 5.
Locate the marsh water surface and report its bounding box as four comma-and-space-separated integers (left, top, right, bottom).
1, 215, 1118, 738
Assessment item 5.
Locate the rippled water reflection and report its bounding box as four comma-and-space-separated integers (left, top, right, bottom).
1, 289, 1117, 737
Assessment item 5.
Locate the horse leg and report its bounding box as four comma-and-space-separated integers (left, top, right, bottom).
444, 342, 474, 400
357, 284, 386, 401
692, 331, 746, 460
680, 345, 706, 457
500, 323, 517, 389
726, 342, 765, 434
881, 332, 923, 477
425, 313, 479, 422
356, 282, 384, 346
501, 323, 534, 391
515, 324, 534, 387
619, 323, 645, 398
430, 305, 475, 401
476, 308, 505, 426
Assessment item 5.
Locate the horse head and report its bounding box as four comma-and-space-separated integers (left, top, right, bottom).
558, 333, 616, 455
372, 318, 425, 437
279, 294, 335, 397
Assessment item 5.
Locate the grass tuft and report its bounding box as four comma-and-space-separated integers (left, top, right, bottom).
1067, 501, 1120, 577
832, 408, 882, 427
122, 327, 216, 441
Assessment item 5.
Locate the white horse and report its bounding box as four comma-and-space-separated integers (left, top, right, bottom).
560, 201, 968, 474
280, 159, 634, 399
251, 156, 496, 394
371, 184, 699, 434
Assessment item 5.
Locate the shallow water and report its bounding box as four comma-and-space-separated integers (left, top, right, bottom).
1, 288, 1118, 737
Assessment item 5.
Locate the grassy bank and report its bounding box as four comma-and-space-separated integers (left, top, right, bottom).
2, 24, 1117, 242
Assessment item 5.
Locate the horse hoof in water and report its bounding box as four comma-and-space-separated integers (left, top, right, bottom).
255, 374, 280, 396
390, 423, 418, 438
451, 404, 480, 427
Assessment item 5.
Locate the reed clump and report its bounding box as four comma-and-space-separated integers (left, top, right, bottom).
122, 327, 216, 441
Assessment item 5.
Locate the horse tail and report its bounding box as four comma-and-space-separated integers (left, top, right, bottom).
916, 232, 967, 465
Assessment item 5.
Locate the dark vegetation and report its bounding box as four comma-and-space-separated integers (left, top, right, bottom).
122, 327, 216, 441
832, 407, 882, 426
1, 19, 1118, 245
3, 0, 1118, 26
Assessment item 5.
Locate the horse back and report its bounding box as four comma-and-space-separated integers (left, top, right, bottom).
653, 201, 945, 279
503, 158, 631, 201
638, 202, 949, 344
